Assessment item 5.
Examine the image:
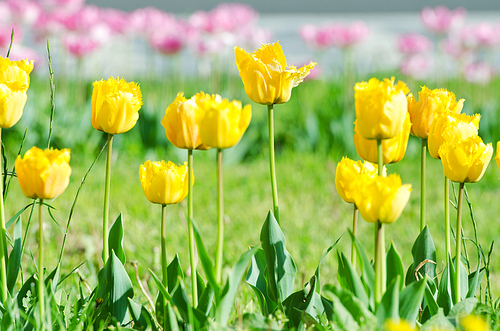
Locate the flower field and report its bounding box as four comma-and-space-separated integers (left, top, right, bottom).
1, 1, 500, 330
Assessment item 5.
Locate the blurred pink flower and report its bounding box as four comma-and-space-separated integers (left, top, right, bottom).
149, 20, 190, 55
421, 6, 466, 35
63, 32, 100, 58
397, 33, 432, 54
188, 32, 226, 57
238, 25, 272, 49
58, 5, 101, 31
0, 24, 23, 47
441, 37, 469, 60
99, 8, 130, 35
460, 23, 498, 49
129, 7, 176, 36
400, 54, 432, 79
299, 24, 334, 50
329, 21, 369, 48
40, 0, 85, 13
464, 62, 494, 84
0, 2, 11, 25
6, 0, 41, 26
189, 3, 257, 34
33, 10, 66, 41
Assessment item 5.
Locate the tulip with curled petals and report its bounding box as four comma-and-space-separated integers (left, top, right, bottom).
139, 160, 189, 205
439, 135, 492, 183
199, 94, 252, 149
354, 77, 408, 140
354, 113, 411, 164
234, 41, 316, 105
335, 157, 381, 204
428, 112, 480, 159
15, 147, 71, 199
0, 56, 34, 128
353, 174, 411, 224
407, 86, 464, 139
162, 92, 211, 150
91, 77, 142, 135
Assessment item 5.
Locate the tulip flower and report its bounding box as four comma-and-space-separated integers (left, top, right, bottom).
15, 146, 71, 327
428, 113, 480, 160
199, 94, 252, 149
234, 41, 316, 105
420, 6, 467, 35
460, 315, 489, 331
139, 160, 189, 205
354, 113, 411, 164
397, 33, 432, 54
0, 56, 34, 128
383, 319, 417, 331
91, 77, 143, 135
354, 77, 408, 140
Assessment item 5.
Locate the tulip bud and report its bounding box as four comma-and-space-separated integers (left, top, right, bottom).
335, 157, 382, 204
139, 160, 190, 205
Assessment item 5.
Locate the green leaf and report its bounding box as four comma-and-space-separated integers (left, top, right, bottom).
376, 276, 400, 327
197, 283, 214, 316
17, 274, 37, 312
6, 216, 22, 294
424, 277, 439, 317
448, 297, 478, 318
246, 248, 276, 315
399, 277, 426, 326
217, 247, 258, 325
467, 267, 484, 299
420, 308, 455, 331
128, 298, 158, 331
108, 213, 126, 264
348, 230, 375, 307
314, 236, 341, 293
409, 226, 436, 283
191, 218, 219, 297
149, 269, 173, 304
167, 255, 183, 293
449, 257, 468, 303
5, 203, 33, 229
386, 242, 404, 292
165, 301, 180, 331
96, 250, 134, 325
437, 256, 453, 316
336, 252, 369, 307
242, 312, 283, 330
260, 210, 296, 304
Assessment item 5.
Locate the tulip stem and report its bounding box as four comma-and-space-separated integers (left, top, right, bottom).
375, 139, 386, 305
161, 204, 168, 286
420, 139, 427, 231
455, 182, 464, 303
38, 199, 45, 331
102, 133, 113, 263
351, 204, 358, 268
267, 104, 280, 223
215, 149, 224, 284
187, 149, 198, 306
0, 128, 7, 302
445, 176, 451, 260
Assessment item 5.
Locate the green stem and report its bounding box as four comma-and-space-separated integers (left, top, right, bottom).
455, 182, 464, 303
445, 176, 450, 260
267, 104, 279, 223
38, 199, 45, 331
0, 129, 7, 302
215, 149, 224, 284
102, 134, 113, 263
161, 204, 168, 286
187, 149, 198, 306
351, 204, 358, 268
420, 139, 427, 231
375, 221, 383, 305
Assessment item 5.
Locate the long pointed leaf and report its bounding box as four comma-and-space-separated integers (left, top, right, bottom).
337, 252, 369, 307
191, 218, 219, 296
246, 248, 276, 315
6, 216, 22, 294
108, 213, 126, 264
386, 242, 404, 292
399, 277, 426, 326
376, 276, 400, 327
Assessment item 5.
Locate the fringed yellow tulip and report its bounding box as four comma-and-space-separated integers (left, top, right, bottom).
234, 41, 316, 105
162, 92, 211, 150
460, 315, 489, 331
495, 141, 500, 175
439, 135, 492, 183
139, 160, 189, 205
354, 113, 411, 164
383, 319, 417, 331
335, 157, 382, 203
353, 174, 411, 224
91, 77, 142, 134
408, 86, 464, 139
0, 56, 34, 128
199, 94, 252, 149
15, 147, 71, 199
354, 77, 408, 140
428, 113, 480, 159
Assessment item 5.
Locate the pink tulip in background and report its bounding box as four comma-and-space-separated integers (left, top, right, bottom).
6, 0, 41, 26
129, 7, 176, 36
63, 32, 100, 58
459, 23, 498, 49
299, 24, 335, 50
99, 8, 130, 35
397, 33, 432, 54
0, 24, 22, 47
149, 20, 190, 55
420, 6, 467, 35
329, 21, 369, 48
40, 0, 86, 13
464, 61, 494, 84
400, 54, 432, 79
189, 3, 257, 34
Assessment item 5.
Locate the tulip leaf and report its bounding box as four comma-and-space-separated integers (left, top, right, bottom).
348, 230, 375, 306
128, 298, 158, 331
260, 210, 296, 305
399, 277, 426, 325
386, 242, 404, 292
420, 308, 455, 331
6, 215, 22, 295
246, 247, 277, 315
5, 203, 33, 229
197, 282, 214, 316
336, 252, 369, 308
437, 255, 453, 315
191, 217, 219, 297
216, 247, 258, 325
409, 226, 436, 283
108, 213, 126, 265
376, 276, 400, 327
167, 254, 183, 293
449, 257, 468, 304
314, 235, 342, 293
448, 297, 478, 318
424, 277, 439, 317
467, 267, 484, 299
96, 250, 134, 325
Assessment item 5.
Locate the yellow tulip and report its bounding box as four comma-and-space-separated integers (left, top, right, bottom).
234, 41, 316, 105
139, 160, 189, 205
15, 147, 71, 199
460, 315, 489, 331
407, 86, 464, 139
352, 174, 411, 224
162, 92, 213, 150
354, 77, 408, 140
439, 135, 493, 183
495, 141, 500, 175
383, 319, 417, 331
335, 157, 382, 204
0, 56, 34, 128
428, 112, 480, 159
354, 113, 411, 164
199, 94, 252, 149
91, 77, 143, 135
